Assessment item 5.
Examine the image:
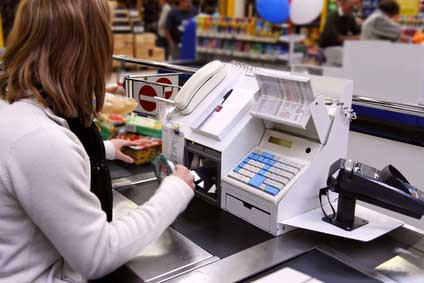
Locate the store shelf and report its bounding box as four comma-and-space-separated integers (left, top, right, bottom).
112, 26, 133, 32
197, 47, 232, 56
133, 26, 145, 33
128, 10, 140, 18
113, 17, 131, 23
197, 32, 280, 43
197, 31, 305, 64
279, 34, 306, 43
197, 47, 293, 62
234, 34, 279, 44
197, 32, 233, 39
278, 53, 304, 62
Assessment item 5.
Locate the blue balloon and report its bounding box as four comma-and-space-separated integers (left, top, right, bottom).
256, 0, 290, 24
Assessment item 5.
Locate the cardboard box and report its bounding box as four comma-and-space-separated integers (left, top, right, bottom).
113, 33, 134, 57
136, 47, 165, 61
135, 33, 157, 51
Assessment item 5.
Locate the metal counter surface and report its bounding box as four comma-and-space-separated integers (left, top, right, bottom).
116, 179, 273, 260
110, 166, 424, 283
166, 226, 424, 283
113, 191, 218, 283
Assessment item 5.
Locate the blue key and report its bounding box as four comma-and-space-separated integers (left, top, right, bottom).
265, 186, 280, 196
259, 169, 266, 176
263, 164, 271, 171
248, 153, 255, 159
243, 158, 250, 163
258, 156, 265, 162
249, 174, 266, 188
263, 158, 270, 164
267, 160, 275, 166
263, 152, 275, 159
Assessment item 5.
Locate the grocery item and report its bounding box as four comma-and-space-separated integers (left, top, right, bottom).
151, 154, 174, 182
412, 31, 424, 44
125, 116, 162, 138
117, 133, 163, 165
108, 114, 126, 126
94, 115, 116, 140
101, 93, 138, 115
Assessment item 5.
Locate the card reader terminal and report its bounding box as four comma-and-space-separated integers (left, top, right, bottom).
228, 149, 305, 196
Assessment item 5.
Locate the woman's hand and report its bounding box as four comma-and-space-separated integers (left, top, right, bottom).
109, 139, 139, 163
172, 165, 195, 190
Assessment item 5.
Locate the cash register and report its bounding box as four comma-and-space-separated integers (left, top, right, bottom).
161, 61, 354, 236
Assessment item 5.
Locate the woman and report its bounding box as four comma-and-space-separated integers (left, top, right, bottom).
0, 1, 195, 282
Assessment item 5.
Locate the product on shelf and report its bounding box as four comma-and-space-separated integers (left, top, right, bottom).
398, 15, 424, 37
412, 30, 424, 44
196, 15, 303, 63
197, 15, 287, 39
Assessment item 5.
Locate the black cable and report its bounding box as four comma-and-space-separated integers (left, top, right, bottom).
319, 187, 336, 220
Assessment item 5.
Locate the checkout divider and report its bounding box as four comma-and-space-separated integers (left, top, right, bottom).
109, 56, 424, 283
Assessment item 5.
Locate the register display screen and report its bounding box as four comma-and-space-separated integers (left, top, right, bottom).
269, 137, 293, 149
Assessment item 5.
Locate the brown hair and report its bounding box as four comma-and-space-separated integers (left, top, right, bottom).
0, 0, 113, 126
379, 0, 400, 17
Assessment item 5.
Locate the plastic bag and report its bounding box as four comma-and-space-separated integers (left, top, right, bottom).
101, 93, 137, 115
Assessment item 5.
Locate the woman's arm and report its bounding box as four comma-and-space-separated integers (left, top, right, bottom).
6, 127, 194, 279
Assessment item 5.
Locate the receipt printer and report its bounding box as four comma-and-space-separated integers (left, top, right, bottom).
322, 159, 424, 231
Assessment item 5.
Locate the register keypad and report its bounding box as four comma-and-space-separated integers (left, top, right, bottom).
229, 149, 304, 197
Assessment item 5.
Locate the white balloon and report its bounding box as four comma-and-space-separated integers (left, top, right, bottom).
290, 0, 324, 25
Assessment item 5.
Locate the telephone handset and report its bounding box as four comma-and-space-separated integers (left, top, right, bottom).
175, 60, 230, 115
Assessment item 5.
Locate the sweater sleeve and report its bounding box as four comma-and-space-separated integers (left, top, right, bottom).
103, 140, 116, 160
6, 127, 194, 279
372, 16, 402, 41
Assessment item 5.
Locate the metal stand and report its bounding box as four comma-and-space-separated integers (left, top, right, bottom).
323, 195, 369, 231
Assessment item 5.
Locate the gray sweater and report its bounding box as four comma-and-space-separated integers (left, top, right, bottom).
361, 10, 402, 41
0, 100, 194, 282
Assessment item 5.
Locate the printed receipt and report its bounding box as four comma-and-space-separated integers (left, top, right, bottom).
253, 71, 315, 126
162, 125, 185, 165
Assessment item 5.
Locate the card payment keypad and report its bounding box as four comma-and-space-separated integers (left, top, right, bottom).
228, 149, 304, 197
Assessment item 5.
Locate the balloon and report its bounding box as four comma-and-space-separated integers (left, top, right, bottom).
256, 0, 290, 24
290, 0, 324, 25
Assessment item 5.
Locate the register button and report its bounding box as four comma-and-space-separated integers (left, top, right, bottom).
249, 175, 266, 188
265, 186, 280, 196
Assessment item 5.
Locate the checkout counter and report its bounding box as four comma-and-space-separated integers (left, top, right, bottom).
109, 56, 424, 283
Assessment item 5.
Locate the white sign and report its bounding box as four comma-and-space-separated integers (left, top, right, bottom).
130, 74, 179, 115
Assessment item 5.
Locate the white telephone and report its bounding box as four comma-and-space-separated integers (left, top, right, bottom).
175, 60, 230, 115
